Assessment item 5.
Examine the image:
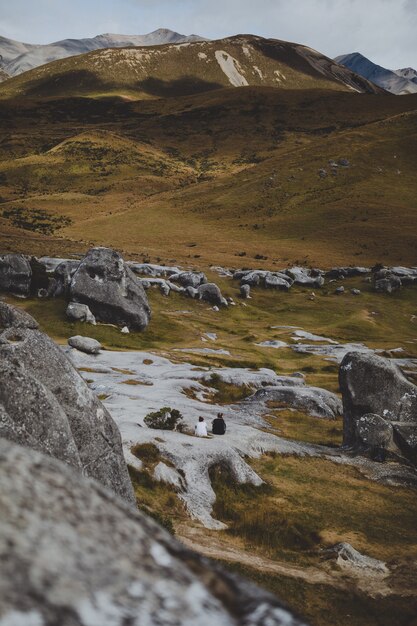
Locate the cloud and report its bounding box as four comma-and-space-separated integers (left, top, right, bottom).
0, 0, 415, 68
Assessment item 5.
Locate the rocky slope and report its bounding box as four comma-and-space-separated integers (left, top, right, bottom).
0, 68, 10, 83
0, 35, 383, 99
0, 29, 205, 76
335, 52, 417, 95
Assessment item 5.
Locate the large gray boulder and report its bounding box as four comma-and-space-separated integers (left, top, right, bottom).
70, 248, 151, 331
339, 352, 417, 463
0, 302, 134, 504
198, 282, 227, 307
373, 269, 402, 293
0, 254, 32, 296
0, 439, 307, 626
172, 271, 207, 288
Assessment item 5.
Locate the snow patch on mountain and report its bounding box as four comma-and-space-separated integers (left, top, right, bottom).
214, 50, 248, 87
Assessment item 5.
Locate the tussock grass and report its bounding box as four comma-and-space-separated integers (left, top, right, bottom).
206, 373, 254, 404
224, 562, 417, 626
210, 455, 417, 565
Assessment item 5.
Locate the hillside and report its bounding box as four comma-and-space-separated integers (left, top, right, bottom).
0, 35, 383, 100
0, 87, 416, 266
0, 29, 206, 76
335, 52, 417, 95
0, 68, 10, 83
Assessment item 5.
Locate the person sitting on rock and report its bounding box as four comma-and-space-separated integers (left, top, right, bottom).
194, 416, 208, 437
212, 412, 226, 435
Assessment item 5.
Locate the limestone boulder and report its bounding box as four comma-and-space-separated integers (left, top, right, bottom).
66, 302, 96, 324
339, 351, 417, 463
69, 248, 151, 331
198, 282, 227, 307
0, 302, 134, 504
0, 253, 32, 296
172, 271, 207, 288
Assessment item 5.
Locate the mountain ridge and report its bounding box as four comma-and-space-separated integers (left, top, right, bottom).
0, 29, 207, 76
335, 52, 417, 95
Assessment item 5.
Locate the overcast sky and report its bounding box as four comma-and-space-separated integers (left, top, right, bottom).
0, 0, 415, 69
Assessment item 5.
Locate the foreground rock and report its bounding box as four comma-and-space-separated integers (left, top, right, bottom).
0, 302, 134, 503
69, 247, 151, 330
0, 439, 308, 626
68, 335, 102, 355
339, 352, 417, 464
0, 253, 32, 296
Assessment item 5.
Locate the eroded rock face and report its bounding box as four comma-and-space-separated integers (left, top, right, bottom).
0, 253, 32, 296
0, 302, 135, 504
339, 352, 417, 463
0, 439, 308, 626
70, 248, 151, 331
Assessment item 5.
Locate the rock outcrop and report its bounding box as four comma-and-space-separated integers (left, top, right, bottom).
69, 248, 151, 330
242, 384, 342, 419
0, 253, 32, 296
171, 270, 207, 288
339, 352, 417, 464
373, 268, 402, 293
0, 302, 135, 503
0, 439, 307, 626
198, 282, 228, 307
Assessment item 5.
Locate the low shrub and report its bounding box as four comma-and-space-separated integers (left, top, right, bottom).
144, 407, 184, 430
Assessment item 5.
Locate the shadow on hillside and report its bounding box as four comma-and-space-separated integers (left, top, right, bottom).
23, 70, 106, 97
136, 76, 224, 97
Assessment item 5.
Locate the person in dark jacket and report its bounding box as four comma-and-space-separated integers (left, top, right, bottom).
212, 412, 226, 435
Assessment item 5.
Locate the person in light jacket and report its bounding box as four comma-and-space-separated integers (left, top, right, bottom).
194, 416, 208, 437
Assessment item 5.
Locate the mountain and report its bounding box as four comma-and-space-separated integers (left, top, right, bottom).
0, 35, 383, 100
0, 29, 206, 76
395, 67, 417, 85
0, 35, 39, 66
335, 52, 417, 95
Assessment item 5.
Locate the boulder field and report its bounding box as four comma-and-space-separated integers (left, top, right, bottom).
0, 301, 308, 625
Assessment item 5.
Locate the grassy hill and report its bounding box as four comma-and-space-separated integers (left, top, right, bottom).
0, 86, 416, 266
0, 35, 383, 100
